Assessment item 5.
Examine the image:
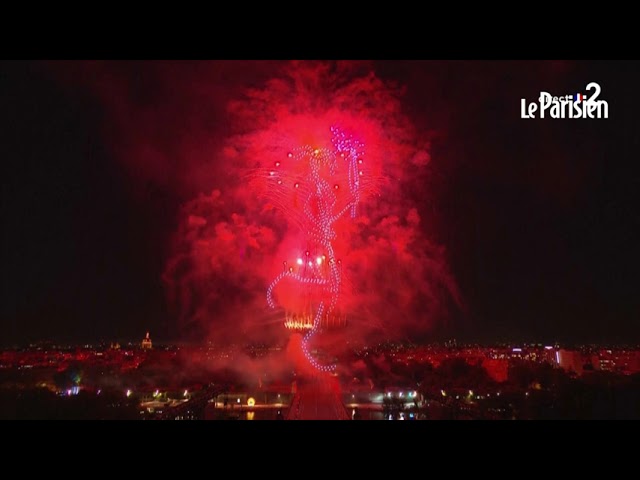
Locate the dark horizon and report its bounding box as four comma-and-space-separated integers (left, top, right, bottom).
1, 60, 639, 346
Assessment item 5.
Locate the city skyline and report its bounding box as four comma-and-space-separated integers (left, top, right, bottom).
2, 334, 638, 420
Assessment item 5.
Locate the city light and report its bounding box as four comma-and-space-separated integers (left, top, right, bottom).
3, 337, 638, 420
5, 61, 637, 422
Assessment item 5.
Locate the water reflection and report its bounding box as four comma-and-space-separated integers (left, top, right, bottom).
231, 408, 387, 420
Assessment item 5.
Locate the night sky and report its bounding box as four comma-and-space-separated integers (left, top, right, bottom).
1, 60, 639, 346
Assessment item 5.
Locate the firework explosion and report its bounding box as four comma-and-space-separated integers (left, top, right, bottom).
159, 62, 461, 352
264, 127, 366, 371
61, 61, 463, 354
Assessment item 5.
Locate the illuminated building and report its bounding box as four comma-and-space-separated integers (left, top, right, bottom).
592, 349, 640, 374
556, 349, 585, 376
541, 346, 557, 365
141, 332, 153, 350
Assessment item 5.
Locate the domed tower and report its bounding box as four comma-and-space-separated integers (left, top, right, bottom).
141, 331, 152, 350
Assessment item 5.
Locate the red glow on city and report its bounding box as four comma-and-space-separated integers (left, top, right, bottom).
2, 59, 639, 420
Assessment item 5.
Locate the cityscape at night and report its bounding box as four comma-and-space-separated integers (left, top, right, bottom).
1, 334, 639, 419
1, 60, 639, 420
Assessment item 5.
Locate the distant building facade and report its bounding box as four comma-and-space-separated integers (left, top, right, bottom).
557, 349, 585, 376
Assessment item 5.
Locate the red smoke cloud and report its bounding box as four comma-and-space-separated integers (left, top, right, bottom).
52, 61, 462, 348
161, 61, 462, 347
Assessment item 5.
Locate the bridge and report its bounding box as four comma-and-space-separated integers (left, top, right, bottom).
154, 383, 228, 420
151, 377, 350, 420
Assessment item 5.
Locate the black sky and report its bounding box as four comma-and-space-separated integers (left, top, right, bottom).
1, 60, 639, 346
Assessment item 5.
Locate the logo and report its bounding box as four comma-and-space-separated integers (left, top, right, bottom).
521, 82, 608, 119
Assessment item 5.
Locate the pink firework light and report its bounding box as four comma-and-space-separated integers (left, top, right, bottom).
265, 126, 365, 372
